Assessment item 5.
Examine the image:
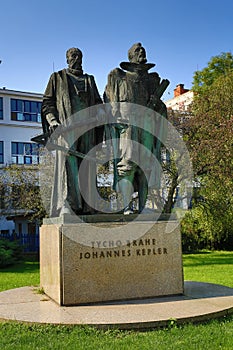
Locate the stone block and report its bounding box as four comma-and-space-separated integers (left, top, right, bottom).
40, 216, 183, 305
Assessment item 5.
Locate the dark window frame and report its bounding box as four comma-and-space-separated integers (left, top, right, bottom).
11, 141, 40, 165
0, 141, 3, 164
0, 97, 3, 119
11, 98, 42, 123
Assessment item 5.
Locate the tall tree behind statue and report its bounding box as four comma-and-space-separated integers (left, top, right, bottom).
181, 52, 233, 250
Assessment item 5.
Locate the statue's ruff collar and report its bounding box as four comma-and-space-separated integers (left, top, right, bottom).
67, 68, 84, 76
120, 62, 155, 72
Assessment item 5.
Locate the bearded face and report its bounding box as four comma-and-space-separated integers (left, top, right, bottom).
128, 44, 147, 64
66, 48, 83, 70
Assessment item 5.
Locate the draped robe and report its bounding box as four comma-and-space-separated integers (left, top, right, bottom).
41, 69, 103, 216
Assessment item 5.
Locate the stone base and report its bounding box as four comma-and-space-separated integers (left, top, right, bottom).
40, 215, 183, 305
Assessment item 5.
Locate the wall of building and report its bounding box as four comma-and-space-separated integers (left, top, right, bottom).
165, 84, 193, 112
0, 88, 43, 166
0, 88, 43, 234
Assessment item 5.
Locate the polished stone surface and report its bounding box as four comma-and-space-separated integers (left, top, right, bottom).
0, 282, 233, 329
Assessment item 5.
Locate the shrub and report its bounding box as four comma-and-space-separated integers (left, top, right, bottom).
0, 239, 23, 268
181, 206, 233, 252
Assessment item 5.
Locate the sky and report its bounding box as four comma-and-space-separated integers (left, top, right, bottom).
1, 0, 232, 101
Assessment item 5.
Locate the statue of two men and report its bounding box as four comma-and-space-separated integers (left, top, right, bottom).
41, 43, 169, 216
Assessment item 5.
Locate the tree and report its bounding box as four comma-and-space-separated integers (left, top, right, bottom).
192, 52, 233, 93
181, 56, 233, 250
188, 71, 233, 179
0, 164, 47, 224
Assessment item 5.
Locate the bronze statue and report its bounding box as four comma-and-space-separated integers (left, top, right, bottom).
41, 47, 104, 216
104, 43, 169, 214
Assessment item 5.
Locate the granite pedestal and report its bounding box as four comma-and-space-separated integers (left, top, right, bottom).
40, 214, 183, 305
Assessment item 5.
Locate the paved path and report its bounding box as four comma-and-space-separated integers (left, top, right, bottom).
0, 281, 233, 329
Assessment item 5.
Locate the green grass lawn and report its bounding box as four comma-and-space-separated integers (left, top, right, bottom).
0, 251, 233, 350
0, 259, 39, 292
183, 250, 233, 288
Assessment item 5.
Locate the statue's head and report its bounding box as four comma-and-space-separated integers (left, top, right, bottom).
128, 43, 147, 64
66, 47, 83, 69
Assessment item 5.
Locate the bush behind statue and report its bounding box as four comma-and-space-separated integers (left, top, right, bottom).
181, 207, 233, 252
0, 239, 24, 268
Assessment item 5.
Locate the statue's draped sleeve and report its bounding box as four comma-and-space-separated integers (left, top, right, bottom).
41, 72, 59, 135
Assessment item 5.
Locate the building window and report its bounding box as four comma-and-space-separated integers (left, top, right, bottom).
0, 141, 3, 164
11, 142, 40, 164
0, 97, 3, 119
11, 99, 42, 123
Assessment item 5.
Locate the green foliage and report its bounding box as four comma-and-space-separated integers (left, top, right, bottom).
0, 164, 47, 223
192, 52, 233, 92
167, 53, 233, 248
183, 55, 233, 251
181, 179, 233, 252
0, 239, 23, 268
189, 71, 233, 178
181, 207, 221, 251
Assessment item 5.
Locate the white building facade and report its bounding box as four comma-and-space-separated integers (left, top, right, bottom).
0, 88, 43, 235
165, 84, 193, 112
0, 88, 43, 166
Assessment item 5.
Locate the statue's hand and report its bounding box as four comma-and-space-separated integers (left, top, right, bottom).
46, 113, 61, 133
49, 120, 60, 133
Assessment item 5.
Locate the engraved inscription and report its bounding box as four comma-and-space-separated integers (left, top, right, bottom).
79, 239, 168, 260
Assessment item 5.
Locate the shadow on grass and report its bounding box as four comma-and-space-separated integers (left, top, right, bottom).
183, 251, 233, 267
0, 259, 39, 274
183, 250, 212, 255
